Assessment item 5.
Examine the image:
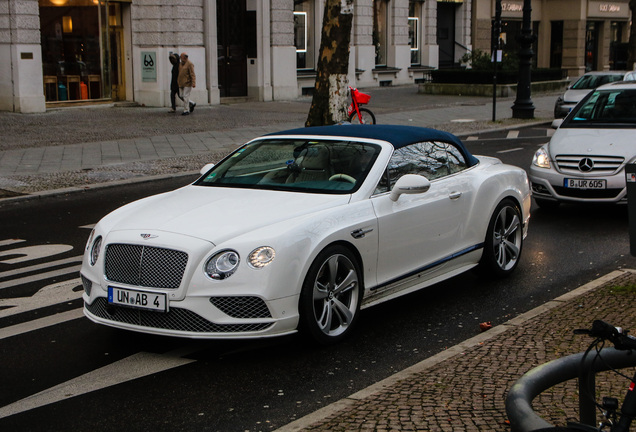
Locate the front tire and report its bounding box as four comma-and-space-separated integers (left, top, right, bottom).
299, 246, 362, 344
478, 199, 523, 277
348, 108, 376, 125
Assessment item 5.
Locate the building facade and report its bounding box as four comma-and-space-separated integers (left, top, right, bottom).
1, 0, 475, 113
472, 0, 631, 78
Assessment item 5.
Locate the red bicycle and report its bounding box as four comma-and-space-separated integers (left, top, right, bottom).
347, 86, 376, 124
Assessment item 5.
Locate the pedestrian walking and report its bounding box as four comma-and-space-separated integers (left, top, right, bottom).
178, 52, 196, 116
168, 53, 183, 113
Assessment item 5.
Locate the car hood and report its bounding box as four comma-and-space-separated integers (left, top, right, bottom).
550, 128, 636, 159
101, 185, 350, 245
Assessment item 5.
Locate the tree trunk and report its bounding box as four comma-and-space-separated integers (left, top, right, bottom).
305, 0, 354, 127
628, 0, 636, 70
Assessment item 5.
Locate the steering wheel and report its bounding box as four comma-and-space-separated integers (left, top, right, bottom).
329, 174, 356, 184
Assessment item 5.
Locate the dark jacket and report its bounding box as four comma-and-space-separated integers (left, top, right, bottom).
169, 53, 179, 92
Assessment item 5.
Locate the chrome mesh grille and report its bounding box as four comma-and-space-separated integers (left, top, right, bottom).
555, 155, 624, 173
85, 298, 273, 333
209, 296, 272, 318
80, 273, 92, 296
104, 243, 188, 289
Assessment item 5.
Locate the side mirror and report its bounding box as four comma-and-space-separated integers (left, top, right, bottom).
200, 163, 215, 175
390, 174, 431, 202
551, 119, 563, 129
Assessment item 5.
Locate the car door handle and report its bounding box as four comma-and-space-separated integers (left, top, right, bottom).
351, 228, 373, 239
449, 191, 462, 200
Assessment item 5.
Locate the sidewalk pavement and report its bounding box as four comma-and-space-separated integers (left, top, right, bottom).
4, 86, 632, 431
0, 85, 557, 199
278, 269, 636, 432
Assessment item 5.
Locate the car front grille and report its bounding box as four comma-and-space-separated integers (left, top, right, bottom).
86, 297, 273, 333
104, 243, 188, 289
209, 296, 272, 318
80, 273, 92, 296
555, 155, 624, 174
553, 186, 623, 199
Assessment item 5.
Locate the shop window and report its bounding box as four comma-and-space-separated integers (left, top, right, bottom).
550, 21, 563, 69
409, 1, 421, 65
294, 1, 315, 70
586, 21, 600, 72
374, 0, 389, 67
39, 0, 106, 102
610, 21, 628, 70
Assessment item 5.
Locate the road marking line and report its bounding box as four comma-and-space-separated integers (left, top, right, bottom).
0, 244, 74, 265
465, 136, 479, 141
0, 239, 25, 247
0, 308, 84, 341
506, 130, 520, 139
0, 255, 83, 279
0, 278, 82, 318
497, 147, 523, 154
0, 265, 81, 290
0, 347, 197, 419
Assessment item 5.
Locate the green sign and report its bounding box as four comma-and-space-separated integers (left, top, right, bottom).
141, 51, 156, 82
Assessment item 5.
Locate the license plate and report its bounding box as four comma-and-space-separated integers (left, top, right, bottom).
564, 178, 606, 189
108, 286, 167, 312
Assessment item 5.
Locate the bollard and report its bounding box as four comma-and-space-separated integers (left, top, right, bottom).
626, 164, 636, 256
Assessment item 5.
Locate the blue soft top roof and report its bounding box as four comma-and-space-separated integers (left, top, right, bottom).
269, 124, 479, 167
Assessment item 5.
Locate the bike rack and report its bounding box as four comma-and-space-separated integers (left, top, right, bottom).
506, 347, 636, 432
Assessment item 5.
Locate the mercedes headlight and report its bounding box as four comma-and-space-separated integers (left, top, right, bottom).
532, 147, 551, 169
248, 246, 276, 269
205, 250, 240, 280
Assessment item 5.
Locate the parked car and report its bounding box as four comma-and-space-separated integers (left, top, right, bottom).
554, 71, 628, 118
81, 125, 531, 344
531, 81, 636, 208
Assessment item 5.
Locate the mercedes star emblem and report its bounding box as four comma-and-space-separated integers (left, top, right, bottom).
578, 157, 594, 172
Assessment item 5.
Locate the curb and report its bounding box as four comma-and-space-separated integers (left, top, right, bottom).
0, 171, 200, 207
272, 269, 630, 432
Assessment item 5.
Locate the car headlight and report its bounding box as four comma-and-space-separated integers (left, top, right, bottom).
85, 229, 95, 251
205, 250, 240, 280
90, 236, 102, 266
532, 147, 551, 169
248, 246, 276, 269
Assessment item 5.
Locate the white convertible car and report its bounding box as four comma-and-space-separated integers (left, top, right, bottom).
81, 125, 530, 344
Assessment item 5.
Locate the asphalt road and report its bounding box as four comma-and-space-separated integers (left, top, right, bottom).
0, 125, 633, 432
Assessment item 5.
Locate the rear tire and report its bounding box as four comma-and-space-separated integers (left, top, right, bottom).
478, 199, 523, 278
348, 108, 376, 125
298, 246, 363, 345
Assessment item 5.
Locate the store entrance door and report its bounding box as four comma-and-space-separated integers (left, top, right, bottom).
437, 2, 456, 68
110, 27, 126, 101
217, 0, 247, 97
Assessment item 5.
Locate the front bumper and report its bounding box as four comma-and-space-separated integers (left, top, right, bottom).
529, 165, 627, 204
83, 288, 300, 339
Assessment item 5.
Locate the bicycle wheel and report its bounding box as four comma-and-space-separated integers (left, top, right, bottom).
348, 108, 376, 124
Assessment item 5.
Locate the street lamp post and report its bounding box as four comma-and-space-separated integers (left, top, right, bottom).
511, 0, 536, 119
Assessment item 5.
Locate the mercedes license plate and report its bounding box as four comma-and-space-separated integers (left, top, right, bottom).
564, 178, 606, 189
108, 286, 167, 312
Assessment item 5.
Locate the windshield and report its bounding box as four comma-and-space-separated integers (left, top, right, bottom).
570, 74, 624, 90
194, 138, 382, 194
567, 88, 636, 127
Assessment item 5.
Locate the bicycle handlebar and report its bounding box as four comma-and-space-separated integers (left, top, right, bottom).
575, 320, 636, 351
